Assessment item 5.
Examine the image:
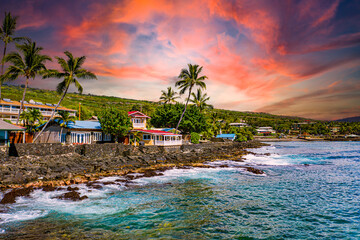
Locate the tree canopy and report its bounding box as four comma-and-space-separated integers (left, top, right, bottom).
98, 107, 132, 141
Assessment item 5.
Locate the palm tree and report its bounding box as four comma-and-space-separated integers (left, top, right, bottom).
33, 51, 97, 143
189, 88, 210, 112
20, 108, 43, 133
175, 64, 207, 130
159, 86, 179, 104
54, 110, 76, 143
2, 39, 51, 125
0, 12, 28, 99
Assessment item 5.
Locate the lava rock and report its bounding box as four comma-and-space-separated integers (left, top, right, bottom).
243, 167, 264, 175
56, 191, 88, 201
0, 187, 33, 204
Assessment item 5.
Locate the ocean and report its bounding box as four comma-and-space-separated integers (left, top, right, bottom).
1, 141, 359, 239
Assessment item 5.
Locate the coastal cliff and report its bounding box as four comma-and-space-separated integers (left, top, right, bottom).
0, 141, 265, 189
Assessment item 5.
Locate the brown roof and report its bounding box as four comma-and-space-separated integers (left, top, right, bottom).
0, 99, 76, 112
0, 120, 25, 131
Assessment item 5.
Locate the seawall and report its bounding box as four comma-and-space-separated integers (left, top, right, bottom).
0, 141, 265, 188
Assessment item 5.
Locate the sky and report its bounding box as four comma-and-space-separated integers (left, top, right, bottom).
1, 0, 360, 120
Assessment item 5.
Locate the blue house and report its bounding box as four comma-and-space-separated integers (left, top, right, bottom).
36, 120, 112, 144
216, 133, 236, 141
0, 120, 25, 145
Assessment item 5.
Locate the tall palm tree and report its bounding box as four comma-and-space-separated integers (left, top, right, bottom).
175, 64, 207, 130
54, 110, 76, 143
33, 51, 97, 143
0, 12, 28, 99
2, 39, 51, 125
159, 86, 179, 104
189, 88, 210, 112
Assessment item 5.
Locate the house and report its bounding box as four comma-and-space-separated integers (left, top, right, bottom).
256, 127, 276, 135
35, 120, 111, 144
216, 133, 236, 141
229, 122, 249, 128
127, 111, 182, 146
0, 98, 76, 124
129, 129, 182, 146
0, 120, 26, 145
128, 111, 150, 129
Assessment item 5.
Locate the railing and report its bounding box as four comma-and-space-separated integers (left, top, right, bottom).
154, 140, 182, 146
0, 108, 19, 113
133, 123, 146, 128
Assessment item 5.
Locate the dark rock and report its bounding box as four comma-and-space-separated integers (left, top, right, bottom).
56, 191, 88, 201
243, 167, 264, 175
42, 185, 57, 192
67, 186, 79, 191
0, 187, 34, 204
86, 182, 103, 189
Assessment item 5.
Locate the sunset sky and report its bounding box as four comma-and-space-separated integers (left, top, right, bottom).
2, 0, 360, 120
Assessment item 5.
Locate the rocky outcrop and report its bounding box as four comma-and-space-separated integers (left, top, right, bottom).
0, 141, 266, 190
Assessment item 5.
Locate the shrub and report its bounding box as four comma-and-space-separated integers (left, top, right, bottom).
191, 132, 200, 144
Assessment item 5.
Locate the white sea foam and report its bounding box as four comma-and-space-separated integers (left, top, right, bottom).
0, 210, 48, 224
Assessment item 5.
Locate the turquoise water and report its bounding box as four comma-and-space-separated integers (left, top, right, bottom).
1, 141, 360, 239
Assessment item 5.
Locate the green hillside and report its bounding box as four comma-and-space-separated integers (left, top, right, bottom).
2, 84, 309, 124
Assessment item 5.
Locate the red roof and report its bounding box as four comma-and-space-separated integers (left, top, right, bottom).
132, 129, 181, 136
128, 111, 150, 118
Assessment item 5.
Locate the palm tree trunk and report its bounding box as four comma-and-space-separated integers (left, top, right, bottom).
0, 43, 7, 100
16, 76, 29, 125
33, 84, 69, 143
176, 86, 192, 131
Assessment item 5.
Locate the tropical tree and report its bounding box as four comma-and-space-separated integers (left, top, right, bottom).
54, 110, 76, 143
0, 12, 28, 99
98, 107, 132, 143
175, 64, 207, 130
19, 108, 43, 133
130, 131, 142, 147
33, 51, 97, 143
2, 39, 51, 125
159, 86, 179, 104
189, 88, 210, 112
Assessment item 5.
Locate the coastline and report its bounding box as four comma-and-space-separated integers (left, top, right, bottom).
0, 141, 266, 203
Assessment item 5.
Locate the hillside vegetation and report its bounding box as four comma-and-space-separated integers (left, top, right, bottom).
2, 85, 309, 125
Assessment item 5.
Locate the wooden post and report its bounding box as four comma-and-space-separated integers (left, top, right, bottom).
22, 131, 25, 143
79, 103, 81, 120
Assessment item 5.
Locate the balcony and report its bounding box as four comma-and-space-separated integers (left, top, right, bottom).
0, 107, 19, 114
133, 123, 146, 129
154, 139, 182, 146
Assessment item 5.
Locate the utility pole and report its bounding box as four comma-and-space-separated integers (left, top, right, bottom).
79, 103, 81, 120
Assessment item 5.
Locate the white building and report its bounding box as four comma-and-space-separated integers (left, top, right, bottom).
0, 98, 76, 124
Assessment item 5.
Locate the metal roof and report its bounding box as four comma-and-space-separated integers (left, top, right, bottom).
67, 121, 102, 130
0, 120, 25, 131
132, 129, 181, 136
216, 134, 236, 138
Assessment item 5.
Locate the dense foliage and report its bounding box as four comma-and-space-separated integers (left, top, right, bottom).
98, 107, 131, 141
151, 103, 208, 134
190, 132, 200, 144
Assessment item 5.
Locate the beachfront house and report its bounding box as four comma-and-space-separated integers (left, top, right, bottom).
35, 120, 111, 144
256, 127, 276, 135
0, 120, 26, 145
0, 99, 76, 124
216, 133, 236, 141
127, 111, 183, 146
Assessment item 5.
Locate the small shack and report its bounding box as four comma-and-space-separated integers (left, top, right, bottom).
0, 120, 26, 145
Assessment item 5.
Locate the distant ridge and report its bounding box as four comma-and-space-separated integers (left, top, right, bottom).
335, 116, 360, 122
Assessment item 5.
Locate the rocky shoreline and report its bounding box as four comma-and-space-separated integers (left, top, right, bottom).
0, 141, 266, 204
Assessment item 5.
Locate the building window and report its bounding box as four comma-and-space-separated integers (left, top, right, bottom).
93, 132, 102, 141
133, 118, 142, 123
143, 134, 151, 140
103, 134, 112, 141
